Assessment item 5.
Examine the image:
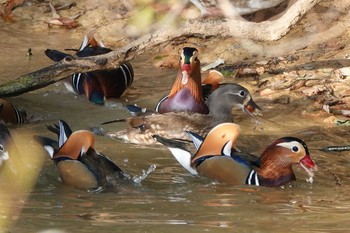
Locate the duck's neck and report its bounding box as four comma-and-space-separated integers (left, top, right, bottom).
168, 70, 203, 103
208, 101, 234, 124
256, 157, 296, 187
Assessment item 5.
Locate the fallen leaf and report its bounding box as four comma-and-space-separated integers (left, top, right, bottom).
323, 104, 330, 114
339, 67, 350, 76
340, 110, 350, 117
323, 116, 337, 127
259, 88, 276, 96
301, 86, 322, 96
236, 67, 258, 78
0, 0, 24, 21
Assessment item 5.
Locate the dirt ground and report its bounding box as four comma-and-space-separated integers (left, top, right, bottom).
1, 0, 350, 125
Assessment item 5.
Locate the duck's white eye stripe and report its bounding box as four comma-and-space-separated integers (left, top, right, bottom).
277, 141, 301, 150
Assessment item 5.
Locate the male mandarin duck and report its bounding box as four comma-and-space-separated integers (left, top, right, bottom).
45, 32, 134, 105
105, 83, 261, 145
154, 123, 317, 187
0, 98, 27, 124
125, 67, 223, 117
156, 47, 211, 114
124, 47, 222, 116
34, 120, 127, 191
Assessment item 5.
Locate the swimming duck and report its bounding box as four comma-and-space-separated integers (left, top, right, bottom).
106, 83, 261, 144
154, 123, 317, 187
34, 120, 127, 190
45, 32, 134, 105
125, 68, 223, 117
0, 98, 27, 124
155, 47, 210, 114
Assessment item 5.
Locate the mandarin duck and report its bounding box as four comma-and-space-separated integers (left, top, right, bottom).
190, 0, 288, 16
45, 32, 134, 105
126, 47, 222, 116
105, 83, 261, 145
156, 47, 210, 114
154, 123, 317, 187
0, 98, 27, 124
125, 68, 223, 117
34, 120, 127, 191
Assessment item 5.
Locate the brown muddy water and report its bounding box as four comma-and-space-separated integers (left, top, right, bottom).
1, 24, 350, 233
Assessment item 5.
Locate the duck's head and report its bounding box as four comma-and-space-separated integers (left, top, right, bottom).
258, 137, 317, 185
206, 83, 262, 122
179, 47, 201, 81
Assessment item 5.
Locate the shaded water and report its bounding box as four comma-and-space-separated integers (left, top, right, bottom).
1, 25, 350, 233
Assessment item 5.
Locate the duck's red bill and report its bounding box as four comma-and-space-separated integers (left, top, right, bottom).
299, 155, 317, 179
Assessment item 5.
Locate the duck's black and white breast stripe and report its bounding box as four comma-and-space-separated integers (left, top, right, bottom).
72, 73, 84, 94
120, 63, 133, 88
246, 170, 260, 186
13, 107, 23, 124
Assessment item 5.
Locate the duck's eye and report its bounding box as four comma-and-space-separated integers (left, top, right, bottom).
239, 90, 246, 97
0, 145, 4, 152
193, 56, 198, 62
292, 146, 299, 152
180, 56, 182, 60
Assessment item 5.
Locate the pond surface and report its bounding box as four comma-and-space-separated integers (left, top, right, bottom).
1, 24, 350, 233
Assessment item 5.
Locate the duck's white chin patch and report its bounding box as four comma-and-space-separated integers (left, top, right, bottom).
182, 71, 189, 85
298, 162, 315, 183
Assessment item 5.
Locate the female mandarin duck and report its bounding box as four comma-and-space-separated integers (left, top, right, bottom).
0, 98, 27, 124
154, 123, 317, 187
34, 120, 127, 191
106, 82, 261, 145
45, 32, 134, 105
155, 47, 209, 114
